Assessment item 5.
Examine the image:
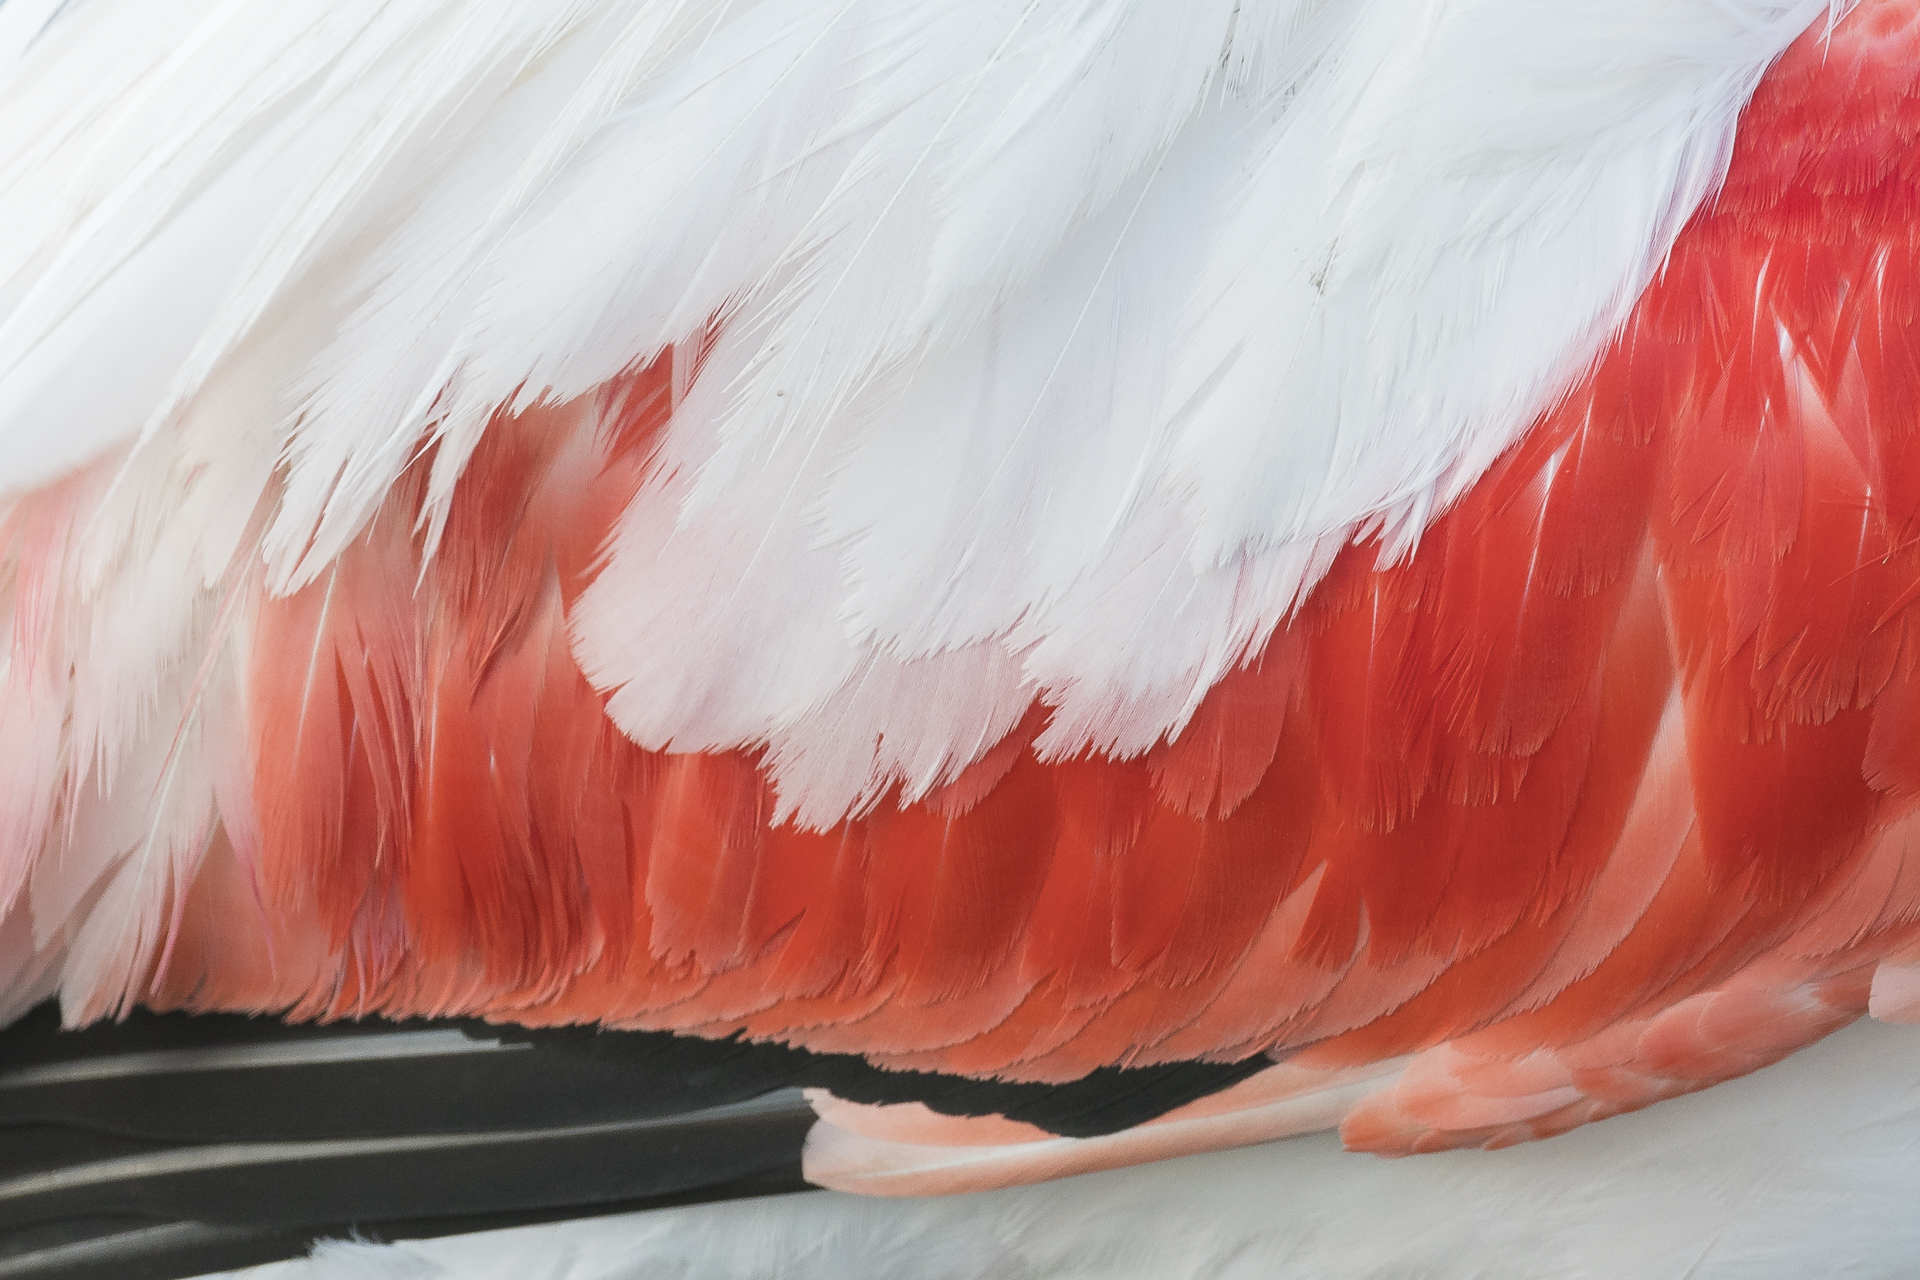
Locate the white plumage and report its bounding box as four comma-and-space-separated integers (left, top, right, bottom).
0, 0, 1832, 861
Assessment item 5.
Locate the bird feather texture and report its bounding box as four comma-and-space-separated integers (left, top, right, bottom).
0, 0, 1833, 824
2, 0, 1917, 1205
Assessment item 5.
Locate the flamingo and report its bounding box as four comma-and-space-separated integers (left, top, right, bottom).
2, 0, 1920, 1275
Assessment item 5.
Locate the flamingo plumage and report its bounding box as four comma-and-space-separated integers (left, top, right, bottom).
3, 0, 1920, 1275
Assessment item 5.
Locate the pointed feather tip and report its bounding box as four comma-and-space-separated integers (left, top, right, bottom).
801, 1063, 1403, 1195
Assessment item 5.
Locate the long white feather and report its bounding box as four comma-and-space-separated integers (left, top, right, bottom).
569, 0, 1831, 817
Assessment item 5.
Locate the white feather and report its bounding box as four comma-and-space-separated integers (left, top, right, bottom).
568, 0, 1831, 815
0, 0, 1841, 915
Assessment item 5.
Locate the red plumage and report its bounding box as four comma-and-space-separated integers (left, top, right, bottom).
80, 0, 1920, 1199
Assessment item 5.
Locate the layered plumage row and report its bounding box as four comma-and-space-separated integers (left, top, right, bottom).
1, 0, 1917, 1212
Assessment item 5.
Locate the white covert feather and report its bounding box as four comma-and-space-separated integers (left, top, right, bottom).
0, 0, 1842, 1014
563, 0, 1831, 821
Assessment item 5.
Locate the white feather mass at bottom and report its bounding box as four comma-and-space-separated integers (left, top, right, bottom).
213, 1018, 1920, 1280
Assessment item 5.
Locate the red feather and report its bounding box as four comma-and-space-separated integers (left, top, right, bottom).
137, 0, 1920, 1177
